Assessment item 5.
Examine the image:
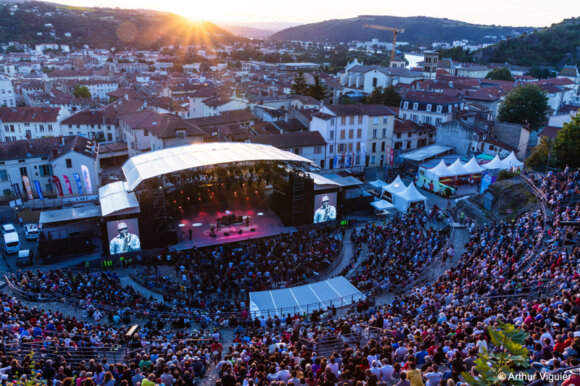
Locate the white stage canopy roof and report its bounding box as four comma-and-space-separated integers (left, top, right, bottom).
249, 276, 364, 317
99, 181, 140, 217
503, 152, 524, 168
382, 175, 407, 196
464, 157, 484, 174
401, 145, 454, 162
123, 142, 316, 190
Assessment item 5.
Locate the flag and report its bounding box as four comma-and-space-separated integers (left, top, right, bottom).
53, 176, 63, 197
11, 183, 22, 199
73, 173, 84, 195
33, 180, 44, 200
346, 153, 351, 167
81, 165, 93, 194
333, 154, 339, 168
22, 176, 33, 200
390, 148, 394, 165
63, 175, 73, 195
361, 143, 366, 166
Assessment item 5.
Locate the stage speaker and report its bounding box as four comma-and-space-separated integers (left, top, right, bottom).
250, 228, 256, 232
238, 229, 243, 234
224, 232, 229, 236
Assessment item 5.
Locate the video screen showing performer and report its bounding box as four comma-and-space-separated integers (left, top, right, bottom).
107, 219, 141, 255
313, 193, 337, 223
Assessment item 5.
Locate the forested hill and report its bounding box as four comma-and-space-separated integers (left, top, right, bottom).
474, 17, 580, 67
269, 15, 533, 45
0, 2, 238, 49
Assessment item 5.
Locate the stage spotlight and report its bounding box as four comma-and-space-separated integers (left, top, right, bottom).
192, 223, 202, 227
257, 212, 264, 216
180, 190, 184, 194
246, 197, 249, 200
187, 197, 190, 200
198, 197, 201, 201
173, 200, 176, 204
255, 190, 258, 194
178, 223, 185, 227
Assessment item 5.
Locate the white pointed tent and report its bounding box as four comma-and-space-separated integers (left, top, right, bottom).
502, 152, 524, 169
371, 199, 396, 212
463, 157, 484, 174
446, 158, 470, 176
425, 160, 453, 181
393, 182, 428, 213
381, 175, 407, 200
482, 154, 507, 170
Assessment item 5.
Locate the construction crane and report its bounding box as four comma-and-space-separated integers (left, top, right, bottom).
363, 24, 405, 63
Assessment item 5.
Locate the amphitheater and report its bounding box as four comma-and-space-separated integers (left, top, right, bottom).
1, 170, 578, 386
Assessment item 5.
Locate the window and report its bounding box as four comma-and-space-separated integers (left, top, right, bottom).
338, 143, 345, 152
382, 128, 386, 138
294, 148, 301, 155
19, 167, 27, 177
436, 118, 442, 124
402, 113, 407, 119
413, 102, 419, 110
176, 130, 185, 139
329, 130, 334, 140
357, 128, 362, 138
383, 117, 388, 124
395, 142, 402, 150
340, 130, 346, 140
348, 143, 353, 152
436, 105, 442, 113
329, 144, 334, 153
107, 133, 112, 141
408, 133, 412, 138
66, 159, 72, 168
372, 77, 378, 88
381, 142, 386, 152
39, 124, 44, 132
9, 125, 14, 132
314, 146, 322, 154
48, 124, 53, 131
424, 116, 432, 124
397, 133, 401, 139
448, 106, 453, 113
39, 164, 51, 177
358, 116, 363, 124
372, 143, 377, 153
0, 170, 7, 182
348, 129, 354, 139
341, 116, 346, 125
406, 141, 411, 149
373, 117, 378, 124
411, 114, 418, 122
372, 129, 377, 139
356, 142, 361, 152
403, 101, 409, 109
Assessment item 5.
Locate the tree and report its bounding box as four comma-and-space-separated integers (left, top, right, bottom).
526, 135, 553, 169
364, 85, 401, 107
306, 74, 329, 101
73, 85, 91, 99
291, 71, 308, 95
553, 112, 580, 168
485, 67, 514, 81
462, 322, 529, 386
498, 85, 549, 130
526, 66, 555, 79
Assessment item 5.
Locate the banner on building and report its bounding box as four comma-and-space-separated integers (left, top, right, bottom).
11, 183, 21, 199
53, 176, 63, 197
81, 165, 93, 194
63, 175, 73, 195
73, 173, 84, 195
33, 180, 44, 200
22, 176, 33, 200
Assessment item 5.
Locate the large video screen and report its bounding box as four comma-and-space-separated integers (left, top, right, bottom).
313, 192, 337, 223
107, 218, 141, 255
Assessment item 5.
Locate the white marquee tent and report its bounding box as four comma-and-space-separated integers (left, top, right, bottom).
446, 158, 470, 176
503, 152, 524, 169
393, 182, 428, 213
381, 175, 407, 198
463, 157, 484, 174
482, 154, 508, 170
369, 179, 388, 190
249, 276, 364, 317
424, 160, 454, 181
371, 199, 396, 212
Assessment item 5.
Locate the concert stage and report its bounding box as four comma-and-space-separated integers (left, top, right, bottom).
170, 196, 296, 249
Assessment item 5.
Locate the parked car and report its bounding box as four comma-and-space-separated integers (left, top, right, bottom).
2, 232, 19, 255
1, 224, 17, 234
24, 224, 40, 240
16, 249, 33, 266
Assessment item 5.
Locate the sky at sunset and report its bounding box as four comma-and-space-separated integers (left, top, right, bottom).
51, 0, 579, 28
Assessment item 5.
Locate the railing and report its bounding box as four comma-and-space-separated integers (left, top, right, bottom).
1, 341, 130, 365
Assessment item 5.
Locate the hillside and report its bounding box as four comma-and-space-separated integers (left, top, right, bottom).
0, 2, 238, 49
475, 17, 580, 67
270, 15, 533, 45
220, 24, 274, 39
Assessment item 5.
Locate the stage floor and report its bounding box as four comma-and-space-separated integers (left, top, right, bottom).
170, 199, 296, 249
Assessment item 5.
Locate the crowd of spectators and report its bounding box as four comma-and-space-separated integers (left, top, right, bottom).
2, 169, 579, 385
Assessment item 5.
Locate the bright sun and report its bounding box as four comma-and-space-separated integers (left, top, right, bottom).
176, 4, 216, 22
